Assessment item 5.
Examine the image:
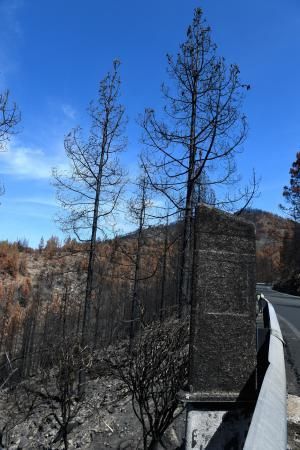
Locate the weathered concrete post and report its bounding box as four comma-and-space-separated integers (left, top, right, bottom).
181, 205, 257, 449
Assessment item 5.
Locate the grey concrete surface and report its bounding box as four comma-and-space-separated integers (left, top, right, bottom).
189, 205, 256, 402
181, 206, 257, 450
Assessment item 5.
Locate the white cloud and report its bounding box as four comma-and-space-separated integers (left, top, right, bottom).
62, 104, 76, 120
0, 143, 68, 179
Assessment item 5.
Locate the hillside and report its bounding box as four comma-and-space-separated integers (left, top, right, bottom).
0, 209, 294, 327
0, 208, 298, 448
0, 229, 179, 374
241, 209, 294, 282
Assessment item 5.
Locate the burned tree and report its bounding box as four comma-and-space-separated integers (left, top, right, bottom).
0, 89, 20, 197
25, 338, 92, 450
127, 176, 150, 346
141, 8, 256, 315
0, 90, 20, 151
53, 61, 126, 350
110, 319, 188, 450
116, 173, 157, 348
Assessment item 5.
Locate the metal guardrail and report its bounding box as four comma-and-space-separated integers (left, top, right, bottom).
244, 298, 287, 450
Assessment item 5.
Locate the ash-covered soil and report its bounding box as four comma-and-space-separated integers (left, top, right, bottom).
0, 376, 185, 450
288, 395, 300, 450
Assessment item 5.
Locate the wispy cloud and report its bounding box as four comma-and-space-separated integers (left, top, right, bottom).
62, 104, 76, 120
0, 142, 68, 179
0, 0, 22, 34
0, 0, 23, 86
14, 196, 58, 208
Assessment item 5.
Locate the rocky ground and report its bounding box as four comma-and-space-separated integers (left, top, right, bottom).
288, 395, 300, 450
0, 376, 185, 450
1, 376, 300, 449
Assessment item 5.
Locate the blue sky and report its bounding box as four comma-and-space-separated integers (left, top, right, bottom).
0, 0, 300, 247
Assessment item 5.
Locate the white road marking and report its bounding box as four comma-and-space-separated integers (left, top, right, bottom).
277, 313, 300, 340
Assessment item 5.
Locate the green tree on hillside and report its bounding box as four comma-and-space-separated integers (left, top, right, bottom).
281, 151, 300, 221
280, 151, 300, 276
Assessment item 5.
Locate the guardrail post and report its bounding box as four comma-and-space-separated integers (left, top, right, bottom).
180, 204, 257, 448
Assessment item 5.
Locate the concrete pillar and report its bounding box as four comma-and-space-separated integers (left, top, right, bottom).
181, 205, 256, 449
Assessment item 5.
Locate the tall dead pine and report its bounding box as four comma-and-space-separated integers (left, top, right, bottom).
141, 8, 254, 315
53, 61, 126, 352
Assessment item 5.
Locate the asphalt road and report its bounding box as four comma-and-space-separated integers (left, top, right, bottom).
257, 284, 300, 395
